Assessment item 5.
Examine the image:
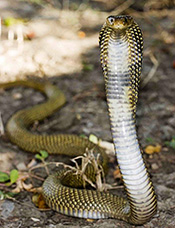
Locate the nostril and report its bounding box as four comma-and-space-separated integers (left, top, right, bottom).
122, 18, 127, 25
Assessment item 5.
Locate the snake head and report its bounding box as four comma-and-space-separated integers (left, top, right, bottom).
106, 15, 134, 30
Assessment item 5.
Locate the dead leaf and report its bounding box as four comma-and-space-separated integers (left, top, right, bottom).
151, 163, 159, 170
27, 159, 38, 168
173, 60, 175, 69
78, 31, 86, 38
99, 140, 115, 155
113, 166, 122, 179
86, 219, 94, 222
154, 144, 161, 153
32, 193, 49, 209
144, 144, 161, 154
12, 92, 22, 100
25, 31, 36, 40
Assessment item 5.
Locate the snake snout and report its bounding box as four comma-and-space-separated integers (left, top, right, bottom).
106, 15, 134, 30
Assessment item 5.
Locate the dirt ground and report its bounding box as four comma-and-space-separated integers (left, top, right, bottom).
0, 0, 175, 227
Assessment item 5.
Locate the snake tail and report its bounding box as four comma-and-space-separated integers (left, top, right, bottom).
99, 15, 157, 224
2, 80, 106, 161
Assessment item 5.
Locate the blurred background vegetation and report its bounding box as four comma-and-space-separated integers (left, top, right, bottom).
0, 0, 175, 82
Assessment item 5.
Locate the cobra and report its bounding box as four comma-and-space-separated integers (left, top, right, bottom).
0, 15, 157, 225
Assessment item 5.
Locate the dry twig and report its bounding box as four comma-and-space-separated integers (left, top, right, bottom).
111, 0, 135, 15
141, 51, 159, 88
0, 112, 5, 136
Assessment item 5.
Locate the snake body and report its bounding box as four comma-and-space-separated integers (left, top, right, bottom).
1, 15, 157, 224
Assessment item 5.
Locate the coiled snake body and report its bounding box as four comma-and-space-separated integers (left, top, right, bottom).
1, 16, 157, 224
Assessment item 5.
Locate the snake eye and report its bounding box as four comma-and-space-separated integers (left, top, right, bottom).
107, 16, 115, 25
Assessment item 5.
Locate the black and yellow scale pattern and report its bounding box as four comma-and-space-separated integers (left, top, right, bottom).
99, 15, 157, 224
0, 15, 157, 225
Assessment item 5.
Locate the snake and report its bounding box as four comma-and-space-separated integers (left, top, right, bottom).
0, 15, 157, 225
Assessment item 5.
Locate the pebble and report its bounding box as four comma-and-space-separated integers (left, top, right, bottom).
0, 200, 15, 219
12, 92, 22, 100
16, 162, 27, 171
151, 163, 159, 170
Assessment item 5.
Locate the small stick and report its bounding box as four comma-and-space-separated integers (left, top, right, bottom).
141, 52, 159, 88
0, 17, 2, 40
63, 0, 69, 10
111, 0, 135, 15
8, 29, 14, 42
0, 112, 5, 136
17, 25, 24, 51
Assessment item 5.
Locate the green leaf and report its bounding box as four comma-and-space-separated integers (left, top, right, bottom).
0, 190, 5, 200
83, 63, 94, 71
6, 192, 18, 198
0, 191, 17, 200
35, 150, 48, 161
165, 138, 175, 149
10, 169, 19, 184
89, 134, 98, 144
79, 134, 87, 138
0, 171, 10, 182
39, 150, 48, 159
146, 137, 154, 143
35, 154, 42, 160
169, 139, 175, 149
4, 17, 25, 27
165, 141, 169, 146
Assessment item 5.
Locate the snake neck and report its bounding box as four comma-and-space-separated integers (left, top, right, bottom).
100, 23, 157, 224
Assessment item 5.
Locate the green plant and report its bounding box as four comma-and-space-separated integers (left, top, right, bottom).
0, 169, 19, 185
145, 137, 155, 144
35, 150, 48, 161
0, 169, 19, 200
165, 136, 175, 149
0, 190, 17, 200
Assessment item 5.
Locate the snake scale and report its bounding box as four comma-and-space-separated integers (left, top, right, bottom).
0, 15, 157, 224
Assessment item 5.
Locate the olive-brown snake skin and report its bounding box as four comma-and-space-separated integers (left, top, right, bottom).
0, 15, 157, 225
